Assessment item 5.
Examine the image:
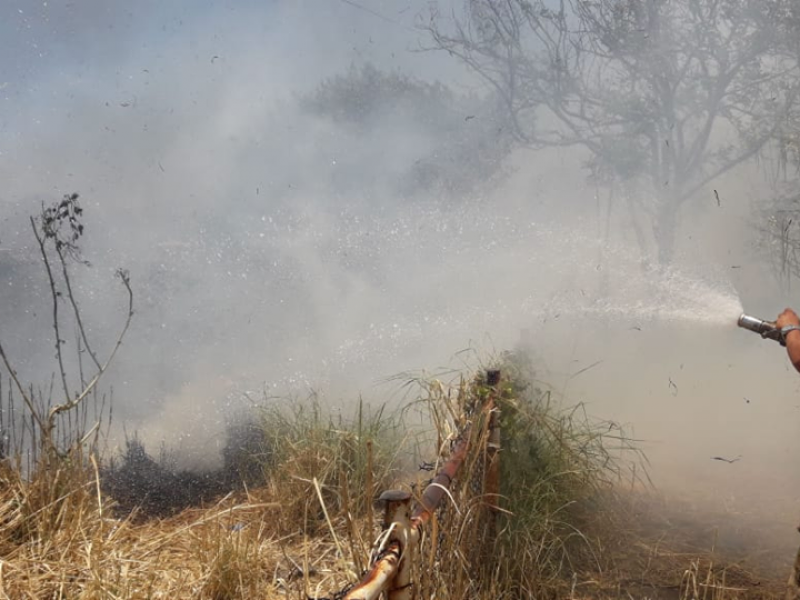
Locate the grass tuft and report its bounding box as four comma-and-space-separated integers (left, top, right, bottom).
256, 393, 406, 543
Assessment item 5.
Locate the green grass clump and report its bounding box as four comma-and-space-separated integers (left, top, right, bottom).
494, 352, 644, 592
404, 350, 645, 599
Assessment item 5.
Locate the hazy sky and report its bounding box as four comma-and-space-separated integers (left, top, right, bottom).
0, 0, 460, 204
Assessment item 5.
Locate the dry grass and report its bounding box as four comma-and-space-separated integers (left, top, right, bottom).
0, 360, 791, 599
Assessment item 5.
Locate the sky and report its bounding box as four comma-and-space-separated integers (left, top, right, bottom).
3, 1, 800, 549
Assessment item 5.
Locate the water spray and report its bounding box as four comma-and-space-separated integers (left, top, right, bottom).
738, 313, 788, 345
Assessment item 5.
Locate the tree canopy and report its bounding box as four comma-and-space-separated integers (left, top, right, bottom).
299, 63, 513, 200
424, 0, 800, 263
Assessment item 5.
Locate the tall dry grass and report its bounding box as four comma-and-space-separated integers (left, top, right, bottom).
0, 355, 784, 599
381, 354, 645, 599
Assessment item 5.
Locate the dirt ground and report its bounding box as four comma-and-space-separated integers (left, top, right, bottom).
583, 489, 798, 599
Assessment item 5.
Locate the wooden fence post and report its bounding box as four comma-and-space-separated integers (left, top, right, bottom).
484, 369, 502, 514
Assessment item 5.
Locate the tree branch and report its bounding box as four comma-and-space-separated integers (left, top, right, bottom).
55, 244, 101, 371
47, 269, 133, 431
30, 215, 70, 404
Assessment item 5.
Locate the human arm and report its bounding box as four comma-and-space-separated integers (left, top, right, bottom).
777, 308, 800, 373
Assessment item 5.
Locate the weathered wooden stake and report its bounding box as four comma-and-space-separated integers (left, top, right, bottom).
484, 369, 502, 513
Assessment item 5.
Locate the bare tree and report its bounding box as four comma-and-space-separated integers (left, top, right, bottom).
423, 0, 800, 264
750, 5, 800, 287
0, 194, 133, 460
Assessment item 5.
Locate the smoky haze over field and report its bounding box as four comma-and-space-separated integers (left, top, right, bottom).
3, 0, 800, 550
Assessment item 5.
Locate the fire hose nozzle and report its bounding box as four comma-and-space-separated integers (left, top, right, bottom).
738, 313, 784, 344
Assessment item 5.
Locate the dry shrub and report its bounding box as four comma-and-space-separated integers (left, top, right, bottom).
102, 435, 234, 519
100, 412, 273, 520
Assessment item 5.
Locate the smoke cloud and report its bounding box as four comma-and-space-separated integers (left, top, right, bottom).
2, 0, 800, 555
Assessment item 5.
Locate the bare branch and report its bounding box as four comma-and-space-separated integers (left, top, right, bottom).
55, 244, 101, 371
47, 269, 133, 429
30, 215, 70, 404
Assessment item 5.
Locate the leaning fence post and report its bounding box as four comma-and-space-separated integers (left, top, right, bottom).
484, 369, 501, 514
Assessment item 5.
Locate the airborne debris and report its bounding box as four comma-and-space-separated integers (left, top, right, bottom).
714, 189, 721, 206
668, 377, 678, 395
711, 455, 741, 464
568, 359, 603, 381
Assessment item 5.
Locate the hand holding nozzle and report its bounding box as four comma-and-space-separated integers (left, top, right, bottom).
738, 309, 800, 346
740, 309, 800, 374
738, 313, 784, 344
